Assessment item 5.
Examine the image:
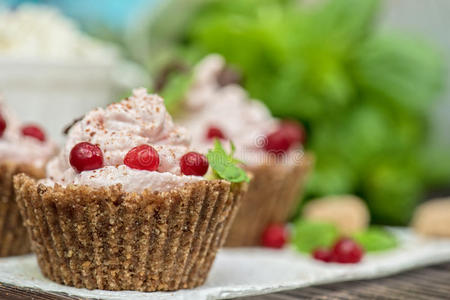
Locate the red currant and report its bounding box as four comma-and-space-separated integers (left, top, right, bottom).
263, 121, 305, 153
332, 238, 364, 264
124, 144, 160, 171
180, 152, 209, 176
261, 224, 288, 249
70, 142, 104, 173
264, 129, 291, 153
22, 124, 46, 142
0, 114, 6, 138
312, 247, 333, 263
280, 120, 306, 145
206, 126, 226, 140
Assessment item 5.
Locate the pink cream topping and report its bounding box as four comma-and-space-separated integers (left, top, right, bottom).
44, 88, 204, 192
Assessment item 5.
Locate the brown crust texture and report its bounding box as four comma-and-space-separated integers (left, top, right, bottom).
225, 154, 313, 247
14, 174, 247, 291
0, 162, 45, 257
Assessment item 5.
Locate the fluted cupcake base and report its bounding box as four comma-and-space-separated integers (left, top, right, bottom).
225, 154, 313, 247
14, 174, 246, 291
0, 162, 44, 257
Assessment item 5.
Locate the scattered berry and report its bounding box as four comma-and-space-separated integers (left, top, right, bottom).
22, 124, 46, 142
332, 238, 364, 264
206, 126, 226, 140
312, 247, 333, 262
124, 144, 160, 171
0, 114, 6, 138
70, 142, 104, 173
263, 121, 305, 153
180, 152, 209, 176
261, 224, 288, 249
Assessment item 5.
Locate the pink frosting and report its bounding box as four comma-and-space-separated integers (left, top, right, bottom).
181, 55, 301, 166
0, 97, 56, 168
45, 88, 204, 192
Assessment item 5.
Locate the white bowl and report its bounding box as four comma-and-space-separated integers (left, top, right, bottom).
0, 58, 145, 144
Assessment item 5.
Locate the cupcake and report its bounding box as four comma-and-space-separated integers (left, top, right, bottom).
176, 55, 313, 246
14, 88, 248, 291
0, 97, 55, 256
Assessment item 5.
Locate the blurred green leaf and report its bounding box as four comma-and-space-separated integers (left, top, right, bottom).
305, 157, 358, 198
362, 160, 423, 224
145, 0, 445, 226
353, 33, 444, 112
353, 227, 398, 252
158, 71, 193, 115
292, 220, 339, 253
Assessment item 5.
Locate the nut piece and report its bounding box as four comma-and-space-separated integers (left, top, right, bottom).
303, 195, 369, 235
412, 198, 450, 237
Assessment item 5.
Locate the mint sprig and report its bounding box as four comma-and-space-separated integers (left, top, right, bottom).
292, 220, 339, 253
353, 227, 398, 252
207, 140, 249, 183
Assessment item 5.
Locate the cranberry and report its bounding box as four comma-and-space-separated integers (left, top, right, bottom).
22, 124, 46, 142
264, 129, 291, 153
124, 144, 160, 171
0, 114, 6, 138
263, 121, 305, 153
313, 247, 333, 262
180, 152, 209, 176
332, 238, 364, 264
280, 120, 306, 145
70, 142, 104, 173
206, 126, 226, 140
261, 224, 288, 249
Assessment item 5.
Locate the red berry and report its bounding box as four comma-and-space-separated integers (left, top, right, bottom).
22, 124, 46, 142
206, 126, 226, 140
332, 238, 364, 264
180, 152, 209, 176
263, 121, 305, 153
261, 224, 288, 249
124, 144, 160, 171
312, 247, 333, 263
70, 142, 104, 173
0, 114, 6, 138
264, 129, 291, 153
280, 120, 306, 145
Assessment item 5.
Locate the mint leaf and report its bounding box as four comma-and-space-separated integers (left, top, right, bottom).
292, 220, 339, 253
207, 140, 249, 183
229, 141, 245, 164
353, 227, 398, 252
230, 140, 236, 155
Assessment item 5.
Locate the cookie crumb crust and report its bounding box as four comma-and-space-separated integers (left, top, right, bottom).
14, 174, 246, 291
225, 154, 313, 247
0, 162, 44, 257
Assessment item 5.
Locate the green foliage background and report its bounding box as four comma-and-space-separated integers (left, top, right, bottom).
146, 0, 448, 225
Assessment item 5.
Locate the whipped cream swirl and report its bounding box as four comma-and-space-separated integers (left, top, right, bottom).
45, 88, 203, 192
0, 97, 56, 168
181, 55, 291, 166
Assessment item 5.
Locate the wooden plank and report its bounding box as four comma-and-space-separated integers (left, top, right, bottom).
241, 262, 450, 300
0, 283, 87, 300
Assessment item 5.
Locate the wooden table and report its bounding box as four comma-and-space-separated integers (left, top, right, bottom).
0, 263, 448, 299
242, 262, 450, 300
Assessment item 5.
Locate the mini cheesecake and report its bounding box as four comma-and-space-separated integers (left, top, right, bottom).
179, 55, 312, 246
14, 88, 247, 291
0, 96, 56, 256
